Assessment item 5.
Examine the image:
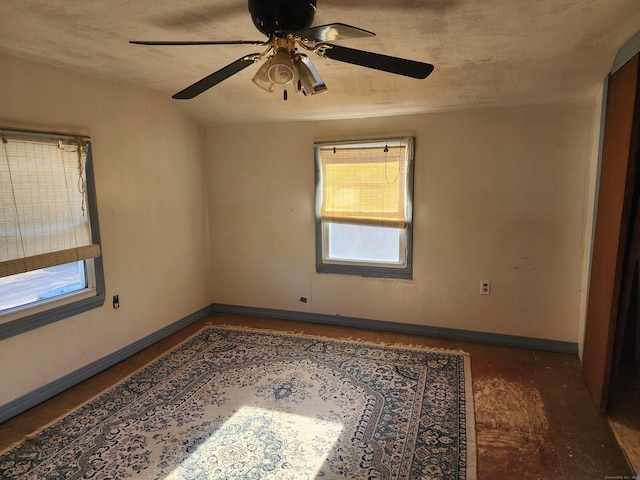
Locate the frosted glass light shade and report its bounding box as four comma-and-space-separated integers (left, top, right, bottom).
297, 55, 327, 96
267, 49, 295, 85
252, 61, 276, 92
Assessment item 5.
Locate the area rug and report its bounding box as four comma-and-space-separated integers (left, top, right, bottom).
0, 326, 476, 479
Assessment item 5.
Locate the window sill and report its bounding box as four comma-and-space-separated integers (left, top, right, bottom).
316, 263, 413, 279
0, 291, 105, 341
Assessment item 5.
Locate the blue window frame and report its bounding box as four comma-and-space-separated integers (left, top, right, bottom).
0, 129, 105, 340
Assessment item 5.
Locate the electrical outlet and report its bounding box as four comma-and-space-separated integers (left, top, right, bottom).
113, 295, 120, 309
480, 281, 491, 295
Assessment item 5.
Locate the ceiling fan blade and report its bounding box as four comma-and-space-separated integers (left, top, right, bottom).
172, 55, 259, 99
296, 23, 375, 42
317, 44, 434, 79
130, 40, 266, 46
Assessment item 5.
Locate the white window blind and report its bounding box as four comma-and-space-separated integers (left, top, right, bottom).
0, 133, 101, 278
318, 140, 410, 228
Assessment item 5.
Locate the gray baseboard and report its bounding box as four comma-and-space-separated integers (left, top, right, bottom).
0, 304, 213, 424
1, 302, 578, 424
213, 303, 579, 355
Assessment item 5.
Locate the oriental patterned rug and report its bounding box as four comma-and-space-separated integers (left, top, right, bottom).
0, 326, 476, 479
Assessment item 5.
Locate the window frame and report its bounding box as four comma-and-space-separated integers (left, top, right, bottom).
0, 129, 105, 341
314, 137, 414, 279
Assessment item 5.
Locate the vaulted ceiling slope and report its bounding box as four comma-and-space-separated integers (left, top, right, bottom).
1, 0, 639, 126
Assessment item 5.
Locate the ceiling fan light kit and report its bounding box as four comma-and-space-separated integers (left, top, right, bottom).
130, 0, 434, 100
252, 51, 326, 96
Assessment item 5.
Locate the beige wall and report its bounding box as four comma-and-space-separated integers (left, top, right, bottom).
0, 54, 212, 406
206, 103, 595, 344
0, 50, 600, 409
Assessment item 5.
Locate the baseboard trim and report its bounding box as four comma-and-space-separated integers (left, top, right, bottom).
0, 304, 213, 424
1, 302, 579, 424
213, 303, 579, 355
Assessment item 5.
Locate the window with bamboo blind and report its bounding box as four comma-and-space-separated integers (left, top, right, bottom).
314, 138, 414, 279
0, 129, 105, 339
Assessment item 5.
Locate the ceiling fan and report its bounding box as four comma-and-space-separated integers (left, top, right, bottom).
130, 0, 434, 100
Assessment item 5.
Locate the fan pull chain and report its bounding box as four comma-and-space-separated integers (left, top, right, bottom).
284, 89, 288, 101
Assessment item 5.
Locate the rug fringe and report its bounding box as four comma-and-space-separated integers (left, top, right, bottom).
209, 323, 471, 356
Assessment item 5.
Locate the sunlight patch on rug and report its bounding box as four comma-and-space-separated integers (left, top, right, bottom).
0, 326, 476, 479
166, 406, 343, 479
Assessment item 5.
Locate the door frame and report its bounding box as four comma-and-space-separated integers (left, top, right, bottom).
582, 51, 640, 411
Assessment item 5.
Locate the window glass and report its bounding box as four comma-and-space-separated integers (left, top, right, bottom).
0, 262, 86, 312
326, 223, 402, 264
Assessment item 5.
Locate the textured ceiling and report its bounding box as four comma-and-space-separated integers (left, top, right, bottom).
1, 0, 639, 126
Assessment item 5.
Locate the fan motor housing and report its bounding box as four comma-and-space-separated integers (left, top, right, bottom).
249, 0, 317, 36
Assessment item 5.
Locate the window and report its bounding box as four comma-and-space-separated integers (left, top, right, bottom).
315, 137, 414, 279
0, 129, 104, 339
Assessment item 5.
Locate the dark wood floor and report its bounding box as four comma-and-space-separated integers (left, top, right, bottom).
609, 361, 640, 475
0, 313, 634, 479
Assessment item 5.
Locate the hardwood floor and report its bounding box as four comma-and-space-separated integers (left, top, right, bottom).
0, 313, 635, 479
609, 362, 640, 476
